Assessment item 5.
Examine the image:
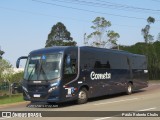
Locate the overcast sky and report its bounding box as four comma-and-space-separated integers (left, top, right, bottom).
0, 0, 160, 67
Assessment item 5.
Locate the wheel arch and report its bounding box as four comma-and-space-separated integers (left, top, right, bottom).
79, 85, 89, 91
128, 81, 133, 85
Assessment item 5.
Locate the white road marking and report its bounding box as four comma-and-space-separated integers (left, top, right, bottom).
94, 117, 112, 120
138, 107, 156, 111
94, 98, 139, 105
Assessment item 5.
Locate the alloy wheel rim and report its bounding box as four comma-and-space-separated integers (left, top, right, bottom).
128, 85, 132, 93
79, 91, 86, 100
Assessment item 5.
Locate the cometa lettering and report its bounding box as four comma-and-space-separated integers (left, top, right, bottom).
90, 71, 111, 80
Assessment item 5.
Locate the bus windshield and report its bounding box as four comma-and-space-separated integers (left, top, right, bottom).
24, 53, 62, 81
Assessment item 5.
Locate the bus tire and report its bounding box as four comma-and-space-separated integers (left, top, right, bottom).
126, 82, 133, 95
77, 88, 88, 104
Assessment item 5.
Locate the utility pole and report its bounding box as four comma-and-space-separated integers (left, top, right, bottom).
84, 33, 88, 46
117, 44, 120, 50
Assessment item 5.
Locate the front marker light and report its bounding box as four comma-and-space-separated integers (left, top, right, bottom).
22, 86, 30, 99
144, 70, 148, 73
22, 86, 28, 92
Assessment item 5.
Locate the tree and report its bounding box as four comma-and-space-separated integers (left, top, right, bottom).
0, 59, 12, 82
141, 16, 159, 80
11, 71, 24, 83
0, 50, 4, 59
86, 17, 120, 48
0, 59, 13, 97
141, 16, 155, 43
107, 30, 120, 48
157, 33, 160, 41
1, 70, 14, 97
45, 22, 77, 47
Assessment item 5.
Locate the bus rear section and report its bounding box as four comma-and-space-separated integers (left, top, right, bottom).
77, 47, 148, 99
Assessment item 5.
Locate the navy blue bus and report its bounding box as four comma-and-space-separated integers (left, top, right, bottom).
16, 46, 148, 104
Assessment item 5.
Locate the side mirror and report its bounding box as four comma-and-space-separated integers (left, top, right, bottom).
16, 59, 20, 68
16, 56, 28, 68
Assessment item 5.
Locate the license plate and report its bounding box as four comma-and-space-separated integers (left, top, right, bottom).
33, 94, 41, 97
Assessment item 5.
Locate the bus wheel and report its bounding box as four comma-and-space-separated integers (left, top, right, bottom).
126, 83, 132, 95
77, 88, 88, 104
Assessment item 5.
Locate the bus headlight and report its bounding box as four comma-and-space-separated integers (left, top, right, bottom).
48, 86, 57, 93
50, 82, 58, 87
48, 82, 59, 93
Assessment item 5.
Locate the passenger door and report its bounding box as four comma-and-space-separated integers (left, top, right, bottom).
61, 47, 78, 99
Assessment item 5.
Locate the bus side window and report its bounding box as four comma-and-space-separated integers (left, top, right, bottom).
94, 61, 101, 68
94, 61, 111, 69
106, 61, 111, 69
64, 56, 76, 74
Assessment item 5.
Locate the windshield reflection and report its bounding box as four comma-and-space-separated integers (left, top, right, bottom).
24, 53, 62, 80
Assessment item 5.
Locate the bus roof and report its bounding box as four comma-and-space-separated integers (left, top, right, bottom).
80, 46, 145, 57
29, 46, 71, 55
29, 46, 145, 57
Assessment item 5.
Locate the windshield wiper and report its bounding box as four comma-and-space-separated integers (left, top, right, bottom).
27, 67, 35, 80
39, 65, 48, 80
27, 60, 38, 80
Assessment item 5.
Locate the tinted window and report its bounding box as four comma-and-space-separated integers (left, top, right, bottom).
24, 53, 62, 80
94, 61, 111, 69
63, 48, 78, 84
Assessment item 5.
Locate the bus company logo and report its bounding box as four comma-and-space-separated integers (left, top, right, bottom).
2, 112, 12, 118
1, 112, 42, 118
90, 71, 111, 80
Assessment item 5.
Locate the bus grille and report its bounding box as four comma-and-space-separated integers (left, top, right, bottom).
27, 85, 48, 92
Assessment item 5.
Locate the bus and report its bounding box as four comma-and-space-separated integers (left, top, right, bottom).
16, 46, 148, 104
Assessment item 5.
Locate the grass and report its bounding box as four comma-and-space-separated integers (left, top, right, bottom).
0, 94, 24, 105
